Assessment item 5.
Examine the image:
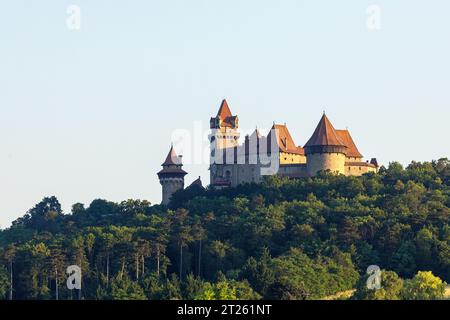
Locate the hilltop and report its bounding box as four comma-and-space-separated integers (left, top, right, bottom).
0, 159, 449, 300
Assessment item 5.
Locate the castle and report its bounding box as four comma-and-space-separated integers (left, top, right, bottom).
158, 99, 379, 205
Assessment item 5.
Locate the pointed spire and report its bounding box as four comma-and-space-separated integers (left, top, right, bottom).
304, 114, 346, 147
217, 99, 232, 120
158, 145, 187, 178
162, 145, 182, 166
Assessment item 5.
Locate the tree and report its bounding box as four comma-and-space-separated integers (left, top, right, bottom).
415, 228, 434, 270
267, 277, 309, 300
391, 241, 416, 278
3, 244, 16, 300
192, 218, 206, 277
151, 220, 170, 277
0, 266, 9, 300
47, 242, 66, 300
1, 158, 449, 300
209, 240, 230, 272
241, 248, 274, 297
109, 276, 146, 300
134, 239, 151, 280
99, 233, 115, 286
12, 197, 62, 232
193, 275, 260, 300
171, 209, 193, 281
353, 270, 404, 300
402, 271, 446, 300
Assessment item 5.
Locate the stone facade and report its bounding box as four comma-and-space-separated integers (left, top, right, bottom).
160, 177, 184, 205
157, 146, 187, 205
208, 101, 379, 188
306, 152, 346, 176
344, 162, 378, 176
159, 100, 379, 202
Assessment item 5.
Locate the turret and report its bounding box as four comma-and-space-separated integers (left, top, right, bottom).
304, 113, 347, 176
157, 145, 187, 205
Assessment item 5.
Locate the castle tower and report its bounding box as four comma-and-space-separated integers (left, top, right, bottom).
157, 145, 187, 205
304, 113, 347, 176
209, 99, 240, 150
209, 99, 240, 186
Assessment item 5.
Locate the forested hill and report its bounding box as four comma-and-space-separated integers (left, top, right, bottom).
1, 159, 449, 300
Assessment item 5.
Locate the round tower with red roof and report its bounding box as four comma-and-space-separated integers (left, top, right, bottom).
304, 113, 348, 176
157, 145, 187, 205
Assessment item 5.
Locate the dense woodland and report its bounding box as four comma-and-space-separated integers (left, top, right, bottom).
0, 159, 449, 300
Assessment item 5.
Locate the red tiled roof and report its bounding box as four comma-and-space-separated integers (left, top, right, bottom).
162, 145, 182, 166
187, 176, 203, 189
157, 167, 187, 175
158, 146, 187, 176
215, 99, 237, 128
345, 161, 377, 168
304, 114, 346, 147
217, 99, 232, 119
336, 129, 363, 158
268, 124, 305, 155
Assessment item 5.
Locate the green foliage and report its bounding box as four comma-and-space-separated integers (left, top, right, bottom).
0, 159, 449, 300
353, 270, 404, 300
402, 271, 446, 300
0, 266, 9, 299
109, 276, 147, 300
192, 275, 261, 300
266, 248, 359, 299
353, 270, 447, 300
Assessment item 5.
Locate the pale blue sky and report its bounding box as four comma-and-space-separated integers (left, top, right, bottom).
0, 0, 449, 227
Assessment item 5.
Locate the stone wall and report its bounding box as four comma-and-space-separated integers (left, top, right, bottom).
278, 164, 308, 178
306, 152, 346, 176
279, 152, 307, 165
160, 178, 184, 205
344, 164, 378, 176
211, 163, 262, 187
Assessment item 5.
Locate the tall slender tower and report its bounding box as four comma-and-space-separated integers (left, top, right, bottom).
209, 99, 240, 150
304, 113, 347, 176
157, 145, 187, 205
209, 99, 240, 186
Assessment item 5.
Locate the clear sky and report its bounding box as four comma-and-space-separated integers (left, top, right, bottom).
0, 0, 449, 228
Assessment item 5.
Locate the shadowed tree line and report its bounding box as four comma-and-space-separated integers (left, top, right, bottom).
0, 158, 449, 300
